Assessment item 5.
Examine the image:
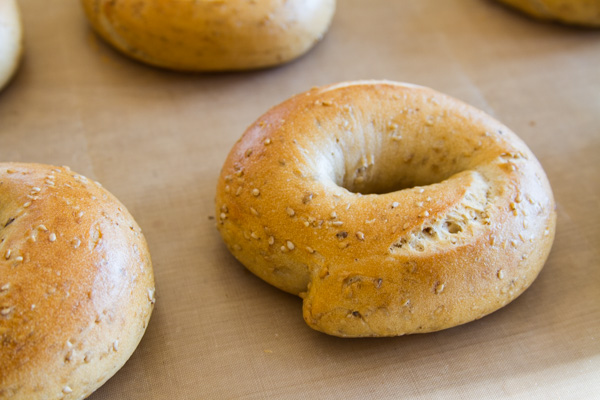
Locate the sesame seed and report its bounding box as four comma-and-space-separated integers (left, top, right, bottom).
49, 233, 57, 242
0, 284, 9, 291
245, 149, 253, 157
31, 187, 41, 193
509, 202, 516, 210
280, 246, 286, 252
220, 213, 227, 220
252, 188, 260, 197
419, 211, 429, 218
286, 241, 295, 250
250, 232, 259, 240
332, 221, 344, 226
356, 232, 365, 240
23, 202, 31, 208
148, 288, 156, 304
1, 308, 11, 316
250, 207, 259, 216
392, 202, 399, 208
306, 246, 315, 254
62, 386, 72, 394
330, 211, 337, 219
268, 236, 275, 245
14, 256, 23, 262
113, 341, 119, 352
286, 207, 295, 217
264, 138, 271, 145
225, 175, 233, 182
403, 222, 410, 229
38, 225, 48, 231
235, 187, 243, 196
435, 283, 445, 294
224, 185, 230, 193
72, 238, 81, 249
497, 270, 505, 279
4, 250, 11, 259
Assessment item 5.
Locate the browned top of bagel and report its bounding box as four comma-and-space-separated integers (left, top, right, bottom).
497, 0, 600, 27
215, 81, 556, 337
80, 0, 336, 71
0, 163, 154, 399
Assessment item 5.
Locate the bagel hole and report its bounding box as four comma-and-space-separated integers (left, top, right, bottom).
337, 161, 462, 195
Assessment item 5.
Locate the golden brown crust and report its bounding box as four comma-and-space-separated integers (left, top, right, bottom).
80, 0, 336, 71
0, 163, 155, 399
496, 0, 600, 27
215, 80, 556, 337
0, 0, 23, 90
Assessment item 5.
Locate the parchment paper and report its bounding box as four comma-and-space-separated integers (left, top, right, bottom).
1, 0, 599, 398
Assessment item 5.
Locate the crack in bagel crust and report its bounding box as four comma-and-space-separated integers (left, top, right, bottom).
215, 80, 556, 337
0, 163, 155, 399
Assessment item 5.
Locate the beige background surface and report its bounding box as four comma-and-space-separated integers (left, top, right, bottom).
1, 0, 599, 399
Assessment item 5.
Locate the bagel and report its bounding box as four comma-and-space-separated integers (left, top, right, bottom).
80, 0, 336, 71
0, 163, 155, 398
0, 0, 23, 90
215, 80, 556, 338
496, 0, 600, 27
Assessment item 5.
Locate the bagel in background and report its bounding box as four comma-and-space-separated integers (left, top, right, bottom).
215, 80, 556, 337
80, 0, 336, 71
0, 163, 155, 399
496, 0, 600, 27
0, 0, 23, 90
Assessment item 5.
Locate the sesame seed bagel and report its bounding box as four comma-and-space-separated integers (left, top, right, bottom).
496, 0, 600, 27
215, 80, 556, 338
80, 0, 336, 71
0, 163, 155, 398
0, 0, 23, 90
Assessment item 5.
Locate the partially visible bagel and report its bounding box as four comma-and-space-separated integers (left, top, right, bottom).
80, 0, 336, 71
0, 163, 155, 399
0, 0, 23, 90
215, 80, 556, 338
496, 0, 600, 27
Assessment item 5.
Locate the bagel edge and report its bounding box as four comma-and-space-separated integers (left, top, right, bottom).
0, 0, 23, 90
80, 0, 337, 71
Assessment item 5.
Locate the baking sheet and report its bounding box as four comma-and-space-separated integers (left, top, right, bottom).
1, 0, 599, 398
